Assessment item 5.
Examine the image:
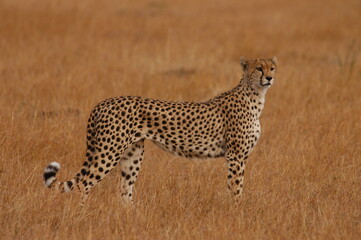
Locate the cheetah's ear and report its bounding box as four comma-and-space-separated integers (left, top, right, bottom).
270, 56, 277, 65
239, 57, 248, 70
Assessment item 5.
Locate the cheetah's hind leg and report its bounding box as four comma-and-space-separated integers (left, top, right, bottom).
118, 139, 145, 203
77, 141, 134, 206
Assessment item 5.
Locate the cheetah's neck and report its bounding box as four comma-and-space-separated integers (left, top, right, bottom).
235, 81, 268, 119
210, 77, 269, 118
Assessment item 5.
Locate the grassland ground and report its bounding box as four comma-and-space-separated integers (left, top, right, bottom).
0, 0, 360, 239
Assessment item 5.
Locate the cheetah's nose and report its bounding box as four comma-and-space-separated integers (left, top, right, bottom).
266, 76, 273, 81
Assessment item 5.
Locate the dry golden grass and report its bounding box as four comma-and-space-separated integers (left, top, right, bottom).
0, 0, 360, 239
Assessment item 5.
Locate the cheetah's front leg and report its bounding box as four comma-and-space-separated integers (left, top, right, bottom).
225, 140, 249, 202
226, 155, 246, 200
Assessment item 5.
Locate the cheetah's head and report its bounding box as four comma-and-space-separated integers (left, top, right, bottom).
240, 57, 277, 90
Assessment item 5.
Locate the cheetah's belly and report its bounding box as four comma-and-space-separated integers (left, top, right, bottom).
151, 134, 226, 159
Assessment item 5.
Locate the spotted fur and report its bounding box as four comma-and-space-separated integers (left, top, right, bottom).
43, 56, 277, 205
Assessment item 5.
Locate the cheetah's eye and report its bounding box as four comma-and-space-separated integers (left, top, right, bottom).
256, 67, 262, 71
270, 67, 275, 71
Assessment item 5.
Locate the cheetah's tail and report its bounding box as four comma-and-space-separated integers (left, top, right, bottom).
43, 162, 77, 192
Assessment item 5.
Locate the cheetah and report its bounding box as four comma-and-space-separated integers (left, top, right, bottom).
44, 56, 277, 205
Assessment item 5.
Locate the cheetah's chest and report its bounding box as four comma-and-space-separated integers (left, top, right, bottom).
253, 119, 261, 142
